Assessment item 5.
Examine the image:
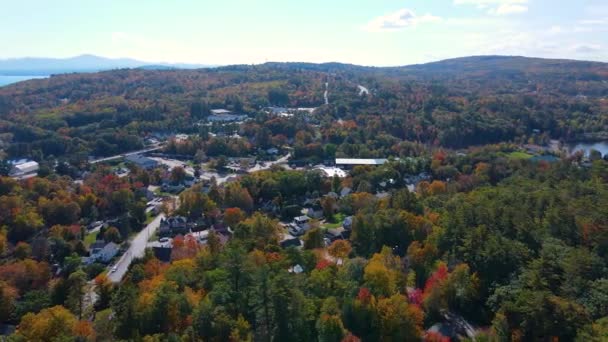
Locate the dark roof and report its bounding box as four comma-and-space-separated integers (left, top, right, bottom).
280, 237, 301, 248
153, 246, 172, 263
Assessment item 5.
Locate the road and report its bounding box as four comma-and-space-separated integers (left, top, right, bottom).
247, 153, 291, 173
108, 214, 165, 283
357, 85, 369, 96
90, 145, 164, 164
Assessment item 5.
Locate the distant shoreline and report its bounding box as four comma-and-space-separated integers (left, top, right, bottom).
0, 75, 49, 87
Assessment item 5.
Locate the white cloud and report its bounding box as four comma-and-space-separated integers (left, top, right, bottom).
455, 0, 528, 16
572, 44, 602, 54
364, 9, 441, 32
491, 4, 528, 15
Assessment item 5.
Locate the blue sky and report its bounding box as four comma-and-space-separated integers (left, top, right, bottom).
1, 0, 607, 66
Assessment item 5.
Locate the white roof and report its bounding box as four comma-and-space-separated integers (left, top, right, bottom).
14, 161, 39, 170
335, 158, 388, 165
211, 109, 232, 115
315, 166, 347, 178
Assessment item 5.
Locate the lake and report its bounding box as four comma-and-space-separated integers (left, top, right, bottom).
0, 75, 48, 87
568, 141, 608, 157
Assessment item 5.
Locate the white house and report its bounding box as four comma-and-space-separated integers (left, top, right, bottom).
89, 242, 119, 264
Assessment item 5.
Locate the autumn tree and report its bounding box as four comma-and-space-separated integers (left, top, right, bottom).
15, 305, 93, 341
224, 207, 246, 227
376, 294, 424, 341
328, 240, 352, 260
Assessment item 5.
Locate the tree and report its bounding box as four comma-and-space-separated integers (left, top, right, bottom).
268, 88, 290, 106
104, 226, 122, 243
94, 274, 113, 311
171, 166, 187, 184
321, 196, 337, 221
224, 207, 246, 227
0, 281, 16, 322
235, 212, 281, 248
111, 284, 139, 340
317, 297, 346, 342
376, 294, 424, 341
14, 242, 31, 259
303, 227, 324, 250
363, 250, 398, 297
328, 240, 352, 260
66, 269, 87, 319
15, 305, 82, 341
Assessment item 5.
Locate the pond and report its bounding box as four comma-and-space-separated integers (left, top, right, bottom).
567, 141, 608, 157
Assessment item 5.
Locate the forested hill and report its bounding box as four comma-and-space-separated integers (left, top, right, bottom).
0, 56, 606, 159
398, 55, 608, 76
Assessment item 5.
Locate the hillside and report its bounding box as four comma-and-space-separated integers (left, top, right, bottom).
0, 56, 606, 160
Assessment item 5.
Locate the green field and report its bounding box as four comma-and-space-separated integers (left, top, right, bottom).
507, 151, 534, 160
84, 230, 100, 247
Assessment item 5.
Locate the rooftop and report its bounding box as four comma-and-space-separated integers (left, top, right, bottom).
335, 158, 388, 165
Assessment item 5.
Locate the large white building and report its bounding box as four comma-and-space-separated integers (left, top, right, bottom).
335, 158, 388, 166
126, 154, 159, 169
9, 160, 39, 177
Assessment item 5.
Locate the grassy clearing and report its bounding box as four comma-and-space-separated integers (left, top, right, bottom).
507, 151, 533, 160
84, 230, 100, 247
322, 213, 346, 230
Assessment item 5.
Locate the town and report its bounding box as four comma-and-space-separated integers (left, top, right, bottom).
1, 51, 607, 340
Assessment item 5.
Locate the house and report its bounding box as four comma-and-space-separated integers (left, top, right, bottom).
335, 158, 388, 167
266, 147, 279, 155
207, 109, 248, 123
126, 154, 158, 169
211, 224, 233, 245
315, 166, 347, 178
88, 242, 119, 264
343, 216, 353, 230
208, 114, 249, 122
294, 216, 310, 226
159, 216, 189, 236
280, 234, 302, 248
288, 264, 304, 274
9, 160, 39, 177
325, 227, 346, 242
114, 167, 130, 178
302, 207, 323, 219
288, 216, 312, 236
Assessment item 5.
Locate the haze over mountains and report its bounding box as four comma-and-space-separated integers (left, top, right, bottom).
0, 54, 214, 75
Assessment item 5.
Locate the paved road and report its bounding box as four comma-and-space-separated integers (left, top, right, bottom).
90, 145, 163, 164
247, 153, 291, 173
108, 214, 165, 283
358, 84, 369, 96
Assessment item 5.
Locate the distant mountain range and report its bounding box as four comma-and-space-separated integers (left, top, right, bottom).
0, 54, 215, 75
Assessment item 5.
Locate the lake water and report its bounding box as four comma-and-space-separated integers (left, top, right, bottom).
0, 75, 48, 87
568, 141, 608, 157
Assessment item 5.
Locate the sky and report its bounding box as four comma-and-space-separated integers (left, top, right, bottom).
1, 0, 607, 66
